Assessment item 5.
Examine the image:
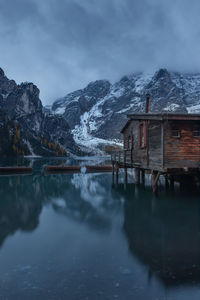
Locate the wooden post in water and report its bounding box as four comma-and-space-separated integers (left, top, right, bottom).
112, 163, 115, 184
165, 175, 169, 189
170, 175, 174, 190
141, 170, 145, 185
151, 171, 160, 193
124, 167, 128, 185
135, 168, 140, 185
116, 164, 119, 185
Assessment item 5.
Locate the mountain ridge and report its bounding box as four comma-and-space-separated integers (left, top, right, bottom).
51, 68, 200, 152
0, 68, 80, 157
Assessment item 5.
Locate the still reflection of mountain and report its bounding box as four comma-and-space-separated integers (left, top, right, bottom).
121, 184, 200, 287
52, 173, 123, 232
0, 173, 123, 247
0, 176, 42, 247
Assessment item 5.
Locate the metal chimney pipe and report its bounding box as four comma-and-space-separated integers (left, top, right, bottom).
145, 93, 150, 113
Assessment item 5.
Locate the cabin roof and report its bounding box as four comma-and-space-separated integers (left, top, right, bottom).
121, 113, 200, 133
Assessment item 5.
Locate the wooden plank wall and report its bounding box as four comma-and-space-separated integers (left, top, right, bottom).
123, 120, 148, 166
164, 121, 200, 168
148, 121, 162, 169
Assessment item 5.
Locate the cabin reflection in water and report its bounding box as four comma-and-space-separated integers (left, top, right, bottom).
0, 170, 200, 293
117, 183, 200, 287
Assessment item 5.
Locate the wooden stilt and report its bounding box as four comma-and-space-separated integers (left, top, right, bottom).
135, 168, 140, 185
124, 167, 128, 184
151, 171, 160, 193
112, 163, 115, 184
141, 170, 145, 185
165, 175, 169, 189
116, 164, 119, 185
169, 175, 174, 190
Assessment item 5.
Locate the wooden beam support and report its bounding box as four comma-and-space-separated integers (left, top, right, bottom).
116, 164, 119, 185
124, 167, 128, 184
169, 175, 174, 190
151, 171, 160, 193
141, 170, 145, 185
165, 175, 169, 189
112, 162, 115, 184
135, 168, 140, 185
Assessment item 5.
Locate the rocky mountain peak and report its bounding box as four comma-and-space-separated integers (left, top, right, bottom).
84, 80, 111, 98
0, 67, 79, 157
52, 68, 200, 150
0, 69, 17, 96
154, 68, 170, 80
117, 75, 136, 90
2, 81, 42, 119
0, 68, 5, 77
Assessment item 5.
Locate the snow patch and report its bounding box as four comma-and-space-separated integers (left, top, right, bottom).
26, 141, 41, 157
110, 87, 125, 98
116, 97, 141, 114
187, 104, 200, 113
163, 103, 180, 112
54, 106, 66, 115
134, 73, 153, 92
72, 93, 122, 151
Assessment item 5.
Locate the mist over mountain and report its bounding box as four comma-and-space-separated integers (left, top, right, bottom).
1, 66, 200, 156
1, 0, 200, 104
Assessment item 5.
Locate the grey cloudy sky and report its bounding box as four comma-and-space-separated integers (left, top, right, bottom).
0, 0, 200, 105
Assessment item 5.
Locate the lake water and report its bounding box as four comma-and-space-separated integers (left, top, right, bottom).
0, 158, 200, 300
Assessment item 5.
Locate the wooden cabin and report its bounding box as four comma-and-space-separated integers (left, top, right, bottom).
121, 113, 200, 171
111, 110, 200, 191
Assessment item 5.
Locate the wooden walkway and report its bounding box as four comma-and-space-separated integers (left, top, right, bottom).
111, 150, 200, 193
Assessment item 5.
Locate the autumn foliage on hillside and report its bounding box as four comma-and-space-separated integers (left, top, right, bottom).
0, 114, 67, 157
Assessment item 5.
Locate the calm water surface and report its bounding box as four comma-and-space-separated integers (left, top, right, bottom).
0, 158, 200, 300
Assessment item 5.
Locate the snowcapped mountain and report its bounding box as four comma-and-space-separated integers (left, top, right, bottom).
51, 68, 200, 151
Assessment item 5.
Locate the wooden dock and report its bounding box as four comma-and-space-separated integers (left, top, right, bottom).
111, 150, 200, 193
114, 110, 200, 193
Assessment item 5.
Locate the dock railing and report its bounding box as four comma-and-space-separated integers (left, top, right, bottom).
111, 149, 133, 165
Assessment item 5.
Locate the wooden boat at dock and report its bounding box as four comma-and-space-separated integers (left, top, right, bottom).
85, 165, 112, 173
45, 165, 113, 174
45, 165, 81, 174
0, 167, 32, 175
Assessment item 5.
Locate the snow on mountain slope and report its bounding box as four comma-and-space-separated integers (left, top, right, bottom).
72, 92, 123, 151
72, 73, 153, 150
51, 69, 200, 152
170, 72, 200, 111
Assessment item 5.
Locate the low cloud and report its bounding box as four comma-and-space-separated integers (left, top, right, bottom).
0, 0, 200, 104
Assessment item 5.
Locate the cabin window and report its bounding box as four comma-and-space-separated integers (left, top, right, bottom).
193, 130, 200, 137
138, 122, 147, 148
171, 129, 180, 138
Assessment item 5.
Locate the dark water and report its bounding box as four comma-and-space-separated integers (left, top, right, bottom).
0, 158, 200, 300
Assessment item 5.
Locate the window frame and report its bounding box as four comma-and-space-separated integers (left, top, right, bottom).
138, 122, 147, 148
193, 129, 200, 137
171, 129, 180, 138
